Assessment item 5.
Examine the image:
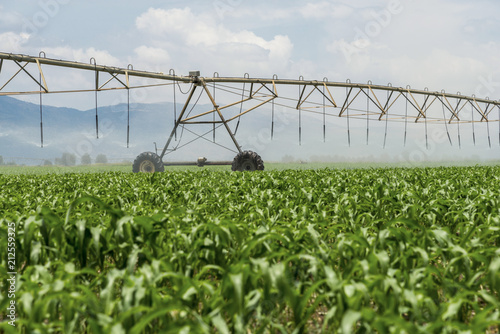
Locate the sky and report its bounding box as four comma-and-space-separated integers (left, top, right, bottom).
1, 0, 500, 163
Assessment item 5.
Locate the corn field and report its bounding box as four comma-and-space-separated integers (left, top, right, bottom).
1, 166, 500, 333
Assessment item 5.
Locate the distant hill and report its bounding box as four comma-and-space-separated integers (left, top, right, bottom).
0, 95, 288, 165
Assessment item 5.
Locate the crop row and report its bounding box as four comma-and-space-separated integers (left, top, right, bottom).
0, 167, 499, 332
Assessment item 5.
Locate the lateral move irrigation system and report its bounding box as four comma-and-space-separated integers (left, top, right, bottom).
0, 52, 499, 172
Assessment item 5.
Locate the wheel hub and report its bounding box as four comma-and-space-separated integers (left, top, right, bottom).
139, 160, 155, 173
241, 160, 256, 171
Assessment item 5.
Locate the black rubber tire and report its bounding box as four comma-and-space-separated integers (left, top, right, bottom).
231, 150, 264, 171
132, 152, 164, 173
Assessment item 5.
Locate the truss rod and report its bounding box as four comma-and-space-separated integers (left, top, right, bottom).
1, 52, 498, 107
0, 83, 175, 96
206, 77, 498, 106
200, 78, 242, 153
0, 52, 191, 83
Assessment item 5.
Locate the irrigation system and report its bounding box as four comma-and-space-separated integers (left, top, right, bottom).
0, 52, 498, 171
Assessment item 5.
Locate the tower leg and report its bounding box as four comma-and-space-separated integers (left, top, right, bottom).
159, 85, 198, 159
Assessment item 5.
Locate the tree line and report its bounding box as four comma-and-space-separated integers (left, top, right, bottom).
0, 153, 108, 166
55, 153, 108, 166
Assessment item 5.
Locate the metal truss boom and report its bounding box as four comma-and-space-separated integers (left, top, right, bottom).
0, 52, 497, 107
1, 51, 499, 156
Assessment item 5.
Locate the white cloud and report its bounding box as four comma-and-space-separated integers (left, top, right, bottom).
133, 46, 170, 69
328, 45, 488, 95
136, 7, 289, 51
0, 32, 29, 52
209, 4, 296, 21
215, 2, 353, 21
391, 50, 487, 94
42, 46, 121, 66
135, 7, 293, 75
319, 0, 500, 95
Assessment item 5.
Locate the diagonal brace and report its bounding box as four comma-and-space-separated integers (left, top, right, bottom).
200, 79, 242, 153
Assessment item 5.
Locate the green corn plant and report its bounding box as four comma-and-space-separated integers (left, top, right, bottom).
1, 166, 500, 332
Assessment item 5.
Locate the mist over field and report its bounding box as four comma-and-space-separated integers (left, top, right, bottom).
1, 95, 498, 166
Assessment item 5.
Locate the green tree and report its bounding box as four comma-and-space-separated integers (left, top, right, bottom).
81, 153, 92, 165
0, 155, 3, 165
95, 154, 108, 164
56, 152, 76, 166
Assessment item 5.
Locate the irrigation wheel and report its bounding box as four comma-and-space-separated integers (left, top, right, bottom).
132, 152, 165, 173
231, 150, 264, 171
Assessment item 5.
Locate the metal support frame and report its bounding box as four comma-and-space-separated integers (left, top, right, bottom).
199, 79, 242, 154
159, 84, 198, 158
164, 159, 232, 167
0, 51, 499, 165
